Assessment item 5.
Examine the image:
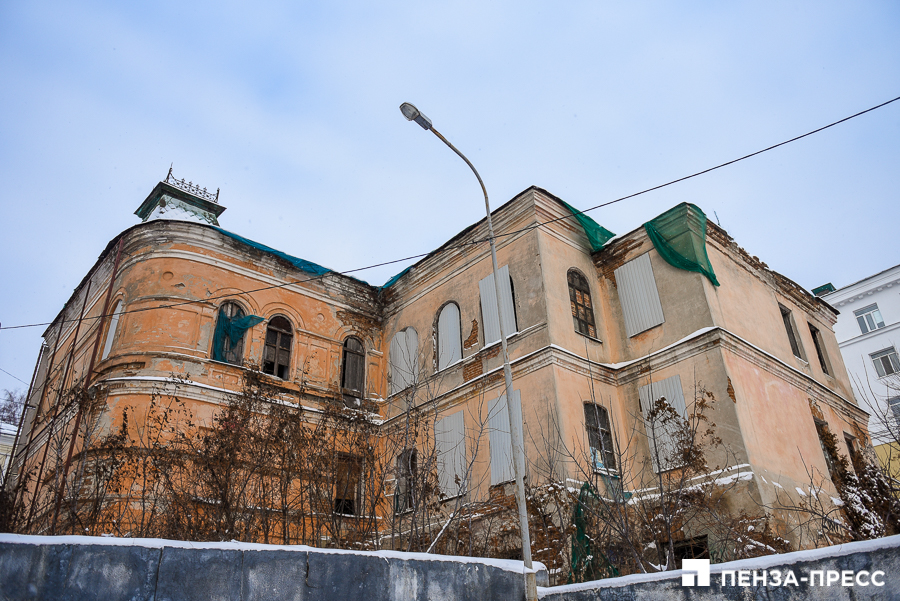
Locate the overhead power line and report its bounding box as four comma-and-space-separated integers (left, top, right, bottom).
1, 94, 898, 333
0, 367, 29, 386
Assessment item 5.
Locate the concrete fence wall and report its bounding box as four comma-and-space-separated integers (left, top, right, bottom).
0, 534, 546, 601
540, 535, 900, 601
2, 534, 898, 601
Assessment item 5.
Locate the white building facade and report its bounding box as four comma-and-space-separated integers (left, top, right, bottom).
818, 264, 900, 449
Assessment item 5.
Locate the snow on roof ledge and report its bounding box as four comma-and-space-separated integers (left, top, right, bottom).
0, 533, 546, 575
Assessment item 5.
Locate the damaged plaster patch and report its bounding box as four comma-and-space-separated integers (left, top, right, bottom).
463, 319, 479, 350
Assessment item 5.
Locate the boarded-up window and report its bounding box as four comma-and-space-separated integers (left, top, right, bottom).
568, 270, 597, 338
479, 265, 517, 345
263, 315, 293, 379
101, 300, 124, 360
436, 411, 466, 497
394, 449, 417, 513
437, 303, 462, 370
584, 403, 616, 471
334, 454, 362, 516
389, 327, 419, 394
342, 337, 366, 400
614, 253, 664, 337
489, 389, 522, 485
638, 375, 687, 473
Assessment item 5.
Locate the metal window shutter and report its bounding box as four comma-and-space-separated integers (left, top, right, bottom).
497, 265, 517, 338
480, 272, 500, 344
639, 375, 686, 472
489, 389, 521, 485
438, 304, 461, 370
436, 411, 466, 497
102, 301, 124, 360
615, 253, 665, 337
389, 331, 406, 394
405, 327, 419, 385
479, 265, 515, 345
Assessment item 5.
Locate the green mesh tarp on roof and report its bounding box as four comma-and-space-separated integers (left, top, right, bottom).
213, 227, 332, 277
643, 203, 719, 286
562, 201, 616, 252
211, 309, 264, 363
382, 265, 412, 289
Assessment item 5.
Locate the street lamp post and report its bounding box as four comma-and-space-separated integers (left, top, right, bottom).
400, 102, 537, 600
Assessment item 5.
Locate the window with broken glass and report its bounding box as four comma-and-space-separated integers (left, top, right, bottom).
394, 449, 417, 514
808, 323, 832, 376
218, 302, 246, 365
584, 403, 616, 472
263, 315, 293, 379
334, 453, 363, 516
341, 337, 366, 402
779, 304, 805, 360
569, 270, 597, 338
814, 419, 838, 483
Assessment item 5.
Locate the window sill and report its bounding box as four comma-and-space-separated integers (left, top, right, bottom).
577, 331, 603, 344
592, 466, 619, 477
439, 492, 465, 503
208, 359, 248, 370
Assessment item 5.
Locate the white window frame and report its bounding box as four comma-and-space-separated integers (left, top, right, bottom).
871, 347, 900, 378
854, 304, 886, 335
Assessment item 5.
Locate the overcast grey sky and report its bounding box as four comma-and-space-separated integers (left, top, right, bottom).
1, 1, 898, 393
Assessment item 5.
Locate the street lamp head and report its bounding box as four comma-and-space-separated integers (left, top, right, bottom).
399, 102, 433, 131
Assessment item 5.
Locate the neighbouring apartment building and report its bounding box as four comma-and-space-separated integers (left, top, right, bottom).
6, 173, 868, 556
816, 265, 900, 473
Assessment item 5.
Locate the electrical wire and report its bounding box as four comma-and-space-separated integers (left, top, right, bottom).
0, 367, 29, 386
1, 93, 898, 333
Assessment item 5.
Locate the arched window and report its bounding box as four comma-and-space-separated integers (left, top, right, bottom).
212, 302, 262, 365
394, 448, 417, 513
584, 403, 616, 471
263, 315, 293, 379
568, 270, 596, 338
101, 300, 124, 360
342, 336, 366, 400
437, 303, 461, 370
389, 327, 419, 394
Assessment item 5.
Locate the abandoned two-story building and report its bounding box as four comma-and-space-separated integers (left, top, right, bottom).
7, 174, 868, 558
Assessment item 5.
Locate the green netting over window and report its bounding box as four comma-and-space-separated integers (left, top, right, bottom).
562, 201, 616, 252
643, 203, 719, 286
568, 482, 619, 583
211, 309, 264, 363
